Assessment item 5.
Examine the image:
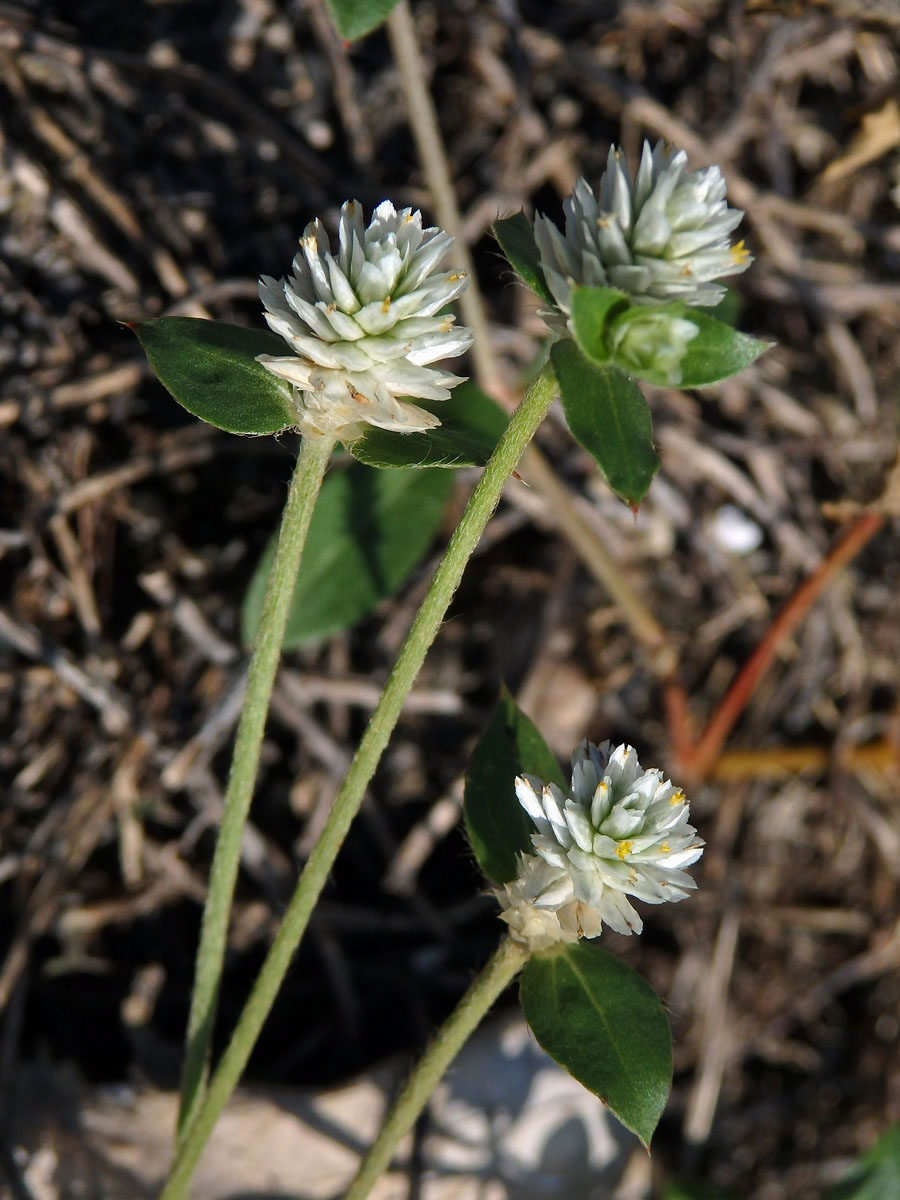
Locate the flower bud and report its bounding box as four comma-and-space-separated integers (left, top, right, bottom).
607, 306, 699, 386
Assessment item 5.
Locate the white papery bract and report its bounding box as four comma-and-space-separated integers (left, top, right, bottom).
495, 852, 603, 953
497, 741, 703, 947
534, 140, 751, 319
257, 200, 473, 439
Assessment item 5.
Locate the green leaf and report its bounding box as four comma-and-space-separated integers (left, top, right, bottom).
324, 0, 400, 39
825, 1126, 900, 1200
551, 340, 659, 508
663, 1184, 733, 1200
696, 284, 742, 328
348, 382, 508, 469
675, 310, 770, 387
520, 941, 672, 1148
463, 685, 566, 885
569, 285, 631, 363
133, 318, 296, 436
493, 212, 556, 307
242, 463, 453, 648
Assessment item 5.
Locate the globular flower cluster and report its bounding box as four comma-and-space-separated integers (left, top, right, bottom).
258, 200, 473, 440
534, 140, 751, 322
496, 741, 703, 951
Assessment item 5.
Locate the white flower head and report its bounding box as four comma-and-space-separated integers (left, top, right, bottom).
257, 200, 473, 439
534, 140, 751, 321
497, 740, 703, 947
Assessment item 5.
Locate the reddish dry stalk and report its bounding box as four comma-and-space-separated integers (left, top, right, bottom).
663, 677, 693, 768
672, 510, 884, 783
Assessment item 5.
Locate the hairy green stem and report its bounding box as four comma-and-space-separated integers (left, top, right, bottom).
176, 431, 335, 1142
161, 365, 558, 1199
344, 936, 528, 1200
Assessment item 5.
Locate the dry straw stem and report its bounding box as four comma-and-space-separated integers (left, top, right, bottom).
386, 0, 676, 680
711, 740, 900, 782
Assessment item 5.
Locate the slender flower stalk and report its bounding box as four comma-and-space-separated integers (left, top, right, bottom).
176, 200, 472, 1140
161, 365, 559, 1200
176, 430, 335, 1142
343, 936, 528, 1200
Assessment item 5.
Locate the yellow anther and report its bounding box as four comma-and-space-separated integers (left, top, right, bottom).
731, 239, 750, 265
670, 789, 685, 806
616, 840, 634, 860
381, 297, 391, 314
660, 841, 671, 854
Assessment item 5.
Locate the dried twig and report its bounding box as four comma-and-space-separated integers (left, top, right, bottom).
0, 608, 133, 736
671, 512, 884, 782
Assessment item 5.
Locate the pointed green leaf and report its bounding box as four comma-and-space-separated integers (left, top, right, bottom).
569, 285, 631, 363
675, 309, 770, 387
348, 382, 508, 469
521, 941, 672, 1148
242, 463, 453, 648
493, 212, 555, 306
133, 317, 296, 435
551, 340, 658, 507
463, 685, 566, 885
324, 0, 400, 39
825, 1126, 900, 1200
